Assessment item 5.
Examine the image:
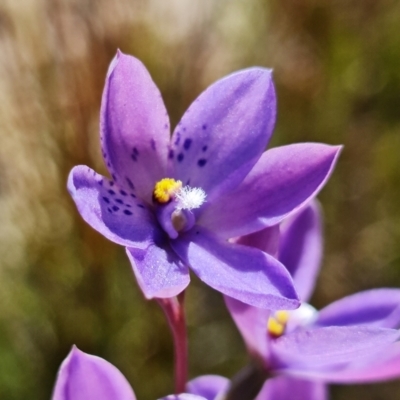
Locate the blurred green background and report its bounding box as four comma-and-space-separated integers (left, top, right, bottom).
0, 0, 400, 398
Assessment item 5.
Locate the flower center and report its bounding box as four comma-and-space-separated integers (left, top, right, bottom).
153, 178, 206, 239
267, 303, 318, 338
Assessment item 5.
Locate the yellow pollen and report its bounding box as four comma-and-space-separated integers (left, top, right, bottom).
153, 178, 182, 203
267, 310, 289, 338
275, 310, 289, 325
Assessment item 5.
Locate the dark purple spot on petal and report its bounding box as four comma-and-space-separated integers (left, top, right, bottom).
168, 149, 174, 159
150, 139, 156, 150
174, 133, 181, 145
110, 181, 114, 186
107, 162, 111, 167
183, 138, 192, 150
126, 178, 135, 190
131, 154, 137, 162
103, 197, 110, 203
137, 204, 145, 209
202, 124, 207, 130
124, 210, 133, 215
126, 204, 132, 208
115, 199, 124, 204
98, 180, 103, 185
112, 174, 117, 182
164, 123, 168, 129
120, 190, 127, 196
108, 190, 115, 195
112, 206, 119, 211
198, 159, 207, 167
133, 147, 139, 156
130, 193, 136, 198
177, 153, 184, 162
186, 179, 190, 185
202, 145, 208, 152
107, 207, 112, 213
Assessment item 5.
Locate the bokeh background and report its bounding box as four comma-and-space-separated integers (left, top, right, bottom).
0, 0, 400, 399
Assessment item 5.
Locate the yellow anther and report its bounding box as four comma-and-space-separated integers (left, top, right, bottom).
267, 317, 285, 337
275, 310, 289, 325
267, 310, 289, 338
153, 178, 182, 203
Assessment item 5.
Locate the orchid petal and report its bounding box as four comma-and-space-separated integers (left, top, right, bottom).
171, 227, 299, 310
159, 395, 207, 400
52, 347, 136, 400
126, 240, 190, 299
309, 342, 400, 383
255, 376, 327, 400
187, 375, 230, 400
68, 165, 157, 249
199, 143, 341, 239
279, 201, 323, 302
101, 51, 170, 202
315, 289, 400, 329
271, 326, 400, 371
235, 225, 280, 258
224, 296, 270, 357
171, 68, 276, 201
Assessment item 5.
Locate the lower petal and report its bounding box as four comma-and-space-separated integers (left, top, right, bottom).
280, 342, 400, 384
52, 347, 136, 400
271, 326, 400, 372
255, 376, 327, 400
127, 239, 190, 299
314, 342, 400, 383
187, 375, 230, 400
170, 227, 299, 310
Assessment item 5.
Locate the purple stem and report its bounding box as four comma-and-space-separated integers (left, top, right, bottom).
157, 292, 188, 394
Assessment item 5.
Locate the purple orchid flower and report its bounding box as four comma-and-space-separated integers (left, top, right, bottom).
68, 50, 341, 309
225, 202, 400, 399
52, 346, 207, 400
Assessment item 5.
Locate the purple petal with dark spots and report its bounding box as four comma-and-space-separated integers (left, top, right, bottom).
52, 347, 136, 400
126, 240, 190, 299
171, 227, 299, 310
278, 201, 323, 302
68, 165, 158, 249
101, 51, 170, 202
171, 68, 276, 201
199, 143, 341, 239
